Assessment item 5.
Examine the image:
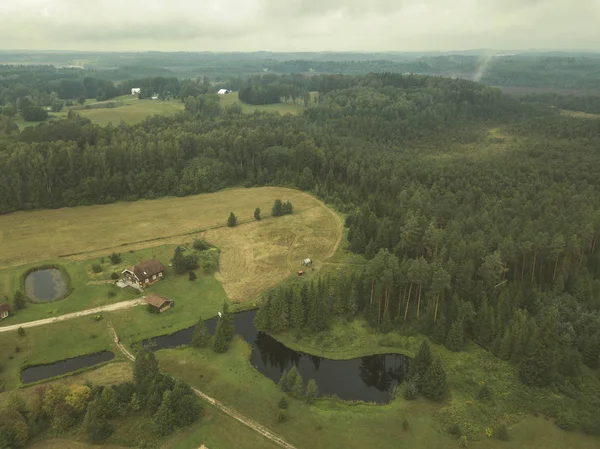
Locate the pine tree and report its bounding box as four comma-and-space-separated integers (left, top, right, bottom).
445, 321, 464, 352
255, 294, 274, 332
432, 314, 447, 344
271, 290, 289, 333
227, 212, 237, 227
13, 290, 26, 310
519, 307, 559, 387
290, 289, 305, 330
278, 369, 290, 392
291, 368, 305, 398
410, 341, 433, 389
421, 357, 448, 401
153, 391, 176, 436
497, 328, 512, 361
254, 207, 261, 220
213, 302, 234, 353
582, 334, 600, 369
305, 379, 319, 403
191, 316, 208, 348
84, 399, 113, 443
272, 199, 283, 217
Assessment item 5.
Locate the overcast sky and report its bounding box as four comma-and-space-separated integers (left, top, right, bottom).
1, 0, 599, 52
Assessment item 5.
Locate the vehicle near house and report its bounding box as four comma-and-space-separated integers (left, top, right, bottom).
121, 259, 165, 289
145, 294, 174, 313
0, 303, 10, 320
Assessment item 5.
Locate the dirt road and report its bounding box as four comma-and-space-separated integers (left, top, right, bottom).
0, 298, 144, 333
110, 328, 297, 449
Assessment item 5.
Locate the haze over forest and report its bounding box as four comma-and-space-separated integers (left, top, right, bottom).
1, 0, 600, 52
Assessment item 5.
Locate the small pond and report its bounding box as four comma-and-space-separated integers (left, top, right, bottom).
20, 351, 115, 384
25, 268, 68, 302
142, 310, 410, 403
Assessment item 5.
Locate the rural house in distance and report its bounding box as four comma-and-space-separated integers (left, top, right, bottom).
218, 88, 231, 94
121, 259, 165, 289
145, 294, 174, 313
0, 303, 10, 320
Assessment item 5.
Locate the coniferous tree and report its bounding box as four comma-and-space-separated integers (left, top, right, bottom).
497, 328, 512, 361
519, 307, 559, 387
13, 290, 26, 310
421, 357, 448, 401
305, 379, 319, 403
582, 334, 600, 369
227, 212, 237, 227
410, 341, 433, 389
254, 207, 261, 220
432, 314, 447, 344
191, 316, 208, 348
289, 289, 305, 330
291, 368, 305, 398
445, 320, 464, 352
213, 302, 234, 353
255, 293, 274, 332
272, 199, 283, 217
153, 391, 176, 436
83, 399, 113, 443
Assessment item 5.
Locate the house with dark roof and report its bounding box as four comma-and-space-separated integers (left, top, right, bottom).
0, 303, 11, 320
121, 259, 165, 289
145, 294, 174, 313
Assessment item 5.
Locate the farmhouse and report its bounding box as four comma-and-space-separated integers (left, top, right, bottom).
145, 294, 174, 313
0, 303, 10, 320
218, 89, 231, 95
131, 88, 141, 95
122, 259, 165, 289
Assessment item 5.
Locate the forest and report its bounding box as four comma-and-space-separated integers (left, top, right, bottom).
1, 70, 600, 435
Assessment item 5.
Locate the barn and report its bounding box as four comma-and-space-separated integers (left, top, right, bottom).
145, 294, 174, 313
218, 89, 231, 95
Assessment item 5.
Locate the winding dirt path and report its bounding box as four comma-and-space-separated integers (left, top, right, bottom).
0, 298, 144, 333
109, 327, 297, 449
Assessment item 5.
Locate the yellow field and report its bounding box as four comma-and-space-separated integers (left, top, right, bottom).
0, 187, 341, 301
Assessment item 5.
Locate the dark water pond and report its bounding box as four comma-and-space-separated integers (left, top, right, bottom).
25, 268, 68, 302
142, 310, 410, 403
20, 351, 115, 384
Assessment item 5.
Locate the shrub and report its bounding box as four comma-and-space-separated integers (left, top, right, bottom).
477, 385, 492, 401
93, 315, 103, 321
495, 424, 509, 441
111, 272, 119, 280
17, 327, 25, 337
278, 396, 288, 409
448, 423, 462, 437
92, 264, 103, 273
403, 418, 410, 431
555, 409, 576, 431
227, 212, 237, 227
193, 239, 211, 251
459, 436, 468, 448
15, 346, 21, 353
402, 382, 419, 400
109, 253, 122, 265
254, 207, 261, 220
189, 271, 197, 282
277, 410, 287, 423
107, 291, 116, 298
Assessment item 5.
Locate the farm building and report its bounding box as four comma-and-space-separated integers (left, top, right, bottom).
131, 88, 141, 95
302, 258, 313, 267
218, 89, 231, 95
145, 294, 174, 313
122, 259, 165, 289
0, 303, 10, 320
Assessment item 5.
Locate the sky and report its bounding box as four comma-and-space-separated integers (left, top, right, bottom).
1, 0, 599, 52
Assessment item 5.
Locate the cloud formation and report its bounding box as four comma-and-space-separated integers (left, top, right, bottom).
1, 0, 599, 51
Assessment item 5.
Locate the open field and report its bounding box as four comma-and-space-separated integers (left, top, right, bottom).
560, 109, 600, 119
219, 91, 306, 115
74, 96, 184, 126
0, 187, 341, 304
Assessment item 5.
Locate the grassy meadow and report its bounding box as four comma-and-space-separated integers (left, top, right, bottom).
219, 91, 308, 115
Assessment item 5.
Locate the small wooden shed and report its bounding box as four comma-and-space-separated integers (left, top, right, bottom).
145, 294, 174, 313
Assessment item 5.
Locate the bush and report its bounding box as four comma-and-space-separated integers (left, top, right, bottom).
107, 291, 116, 298
459, 436, 468, 448
193, 239, 211, 251
448, 423, 462, 437
495, 424, 509, 441
403, 418, 410, 431
189, 271, 197, 282
402, 381, 419, 400
22, 106, 48, 122
92, 263, 103, 273
111, 272, 120, 280
278, 396, 288, 409
555, 409, 576, 431
109, 253, 122, 265
477, 385, 492, 401
277, 410, 287, 423
227, 212, 237, 227
17, 327, 25, 337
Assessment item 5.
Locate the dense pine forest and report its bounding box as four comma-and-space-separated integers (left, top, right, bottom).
2, 71, 600, 433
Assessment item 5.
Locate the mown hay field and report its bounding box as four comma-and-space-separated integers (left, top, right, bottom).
74, 97, 184, 126
0, 187, 341, 301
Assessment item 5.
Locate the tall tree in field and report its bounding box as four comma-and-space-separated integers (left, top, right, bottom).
227, 212, 237, 227
13, 290, 26, 310
410, 341, 433, 388
213, 302, 234, 353
191, 316, 208, 348
421, 357, 448, 401
305, 379, 319, 403
272, 199, 283, 217
254, 207, 261, 220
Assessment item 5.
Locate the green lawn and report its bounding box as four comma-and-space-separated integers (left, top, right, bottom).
219, 91, 306, 115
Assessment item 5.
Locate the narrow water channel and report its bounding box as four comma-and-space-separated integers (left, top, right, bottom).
142, 310, 410, 403
20, 351, 115, 384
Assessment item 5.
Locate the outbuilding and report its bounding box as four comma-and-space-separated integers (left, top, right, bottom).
145, 294, 174, 313
218, 89, 231, 95
131, 88, 141, 95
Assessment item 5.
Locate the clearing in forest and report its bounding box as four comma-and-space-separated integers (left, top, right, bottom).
0, 187, 341, 301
